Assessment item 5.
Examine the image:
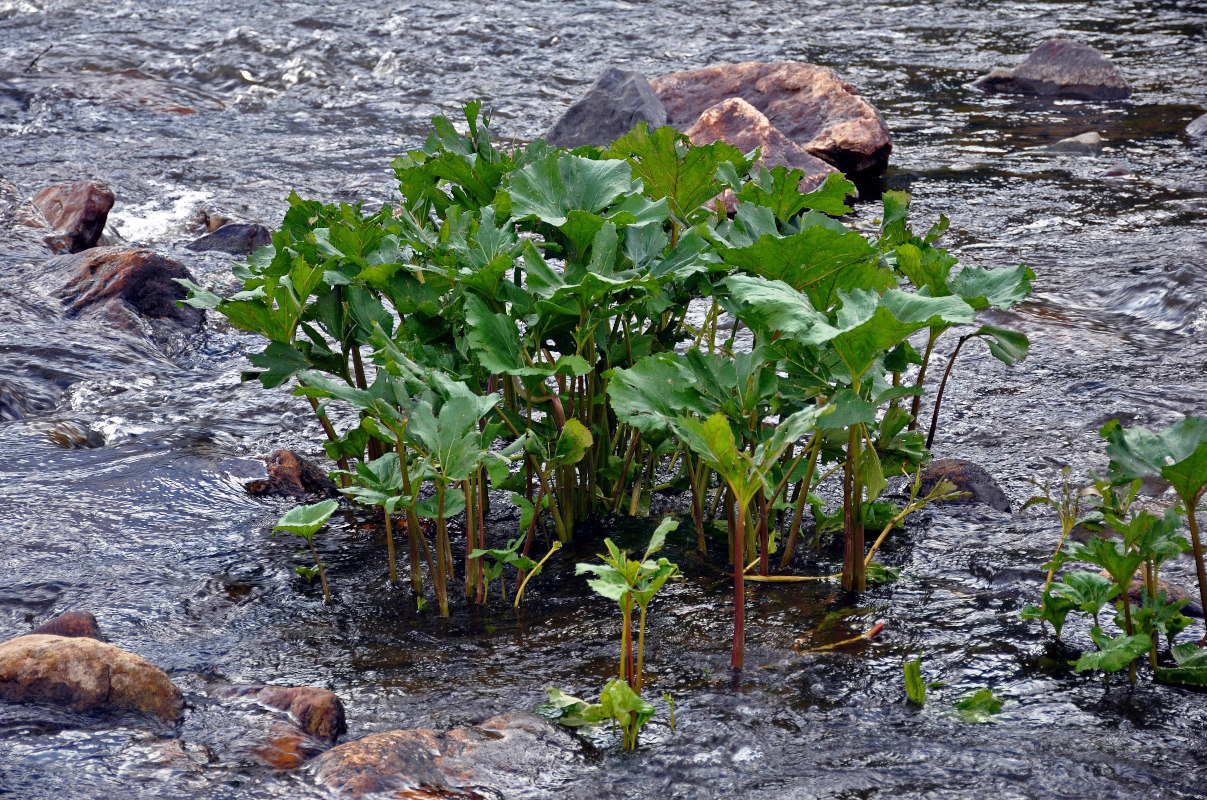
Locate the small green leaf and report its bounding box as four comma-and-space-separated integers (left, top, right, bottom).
904, 657, 926, 707
953, 688, 1003, 723
273, 499, 339, 541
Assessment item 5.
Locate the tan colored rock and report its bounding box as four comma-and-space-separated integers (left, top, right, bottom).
32, 181, 115, 253
29, 611, 103, 641
0, 634, 184, 722
311, 712, 578, 799
684, 97, 838, 211
652, 62, 892, 176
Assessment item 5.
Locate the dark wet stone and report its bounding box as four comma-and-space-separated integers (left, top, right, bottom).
1187, 112, 1207, 138
973, 39, 1130, 100
45, 420, 106, 449
1046, 131, 1102, 154
920, 458, 1012, 513
0, 634, 184, 722
1102, 162, 1131, 177
245, 450, 340, 500
29, 611, 103, 641
186, 223, 272, 255
32, 181, 115, 253
47, 246, 204, 336
546, 67, 668, 149
310, 712, 579, 799
683, 96, 837, 212
651, 61, 892, 176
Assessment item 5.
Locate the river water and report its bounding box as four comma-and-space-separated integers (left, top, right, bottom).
1, 1, 1206, 798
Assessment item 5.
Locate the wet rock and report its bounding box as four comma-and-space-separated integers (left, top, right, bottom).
29, 611, 103, 641
186, 223, 272, 255
254, 686, 346, 743
12, 69, 223, 115
919, 458, 1012, 513
684, 97, 838, 212
252, 721, 330, 769
972, 39, 1130, 100
1121, 575, 1204, 619
1187, 112, 1207, 138
45, 419, 106, 449
0, 634, 184, 722
191, 204, 233, 233
0, 176, 72, 257
546, 67, 668, 149
32, 181, 115, 253
122, 737, 217, 770
1046, 131, 1102, 154
47, 246, 204, 336
246, 450, 340, 500
651, 61, 892, 176
1102, 162, 1131, 178
310, 712, 579, 799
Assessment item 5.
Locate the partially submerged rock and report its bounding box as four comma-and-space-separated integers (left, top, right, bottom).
227, 685, 347, 743
32, 181, 115, 253
186, 223, 272, 255
919, 458, 1012, 513
47, 245, 204, 337
0, 634, 184, 723
1187, 112, 1207, 138
246, 450, 341, 500
0, 176, 72, 258
1046, 131, 1102, 154
651, 61, 892, 176
684, 97, 837, 200
29, 611, 103, 641
973, 39, 1130, 100
311, 712, 578, 799
546, 67, 668, 149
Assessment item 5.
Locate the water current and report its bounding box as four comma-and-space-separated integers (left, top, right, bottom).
0, 1, 1205, 797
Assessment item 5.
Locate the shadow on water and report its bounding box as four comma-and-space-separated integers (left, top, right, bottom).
0, 0, 1205, 797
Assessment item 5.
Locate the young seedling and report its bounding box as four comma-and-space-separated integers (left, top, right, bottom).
272, 499, 339, 603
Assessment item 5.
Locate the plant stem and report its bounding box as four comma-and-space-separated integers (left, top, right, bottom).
513, 541, 561, 607
307, 539, 331, 604
636, 604, 648, 694
908, 329, 940, 431
1182, 494, 1207, 646
842, 425, 866, 592
732, 499, 747, 670
781, 433, 821, 567
926, 334, 971, 449
435, 483, 449, 617
383, 508, 397, 584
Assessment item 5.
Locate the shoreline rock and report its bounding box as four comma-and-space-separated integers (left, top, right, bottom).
973, 39, 1130, 100
919, 458, 1012, 513
29, 611, 103, 641
186, 223, 272, 255
651, 61, 892, 176
0, 634, 184, 723
246, 450, 341, 500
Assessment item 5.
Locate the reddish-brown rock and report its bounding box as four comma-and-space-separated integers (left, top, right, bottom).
32, 181, 115, 253
246, 450, 341, 500
1, 176, 72, 257
47, 246, 204, 335
973, 39, 1130, 100
255, 686, 347, 743
685, 97, 838, 210
29, 611, 103, 641
652, 62, 892, 176
919, 458, 1012, 513
0, 634, 184, 722
252, 722, 330, 769
310, 712, 579, 799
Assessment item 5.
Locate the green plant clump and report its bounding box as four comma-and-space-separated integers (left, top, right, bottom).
184, 102, 1032, 670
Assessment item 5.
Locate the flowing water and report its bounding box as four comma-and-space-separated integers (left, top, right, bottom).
1, 1, 1206, 797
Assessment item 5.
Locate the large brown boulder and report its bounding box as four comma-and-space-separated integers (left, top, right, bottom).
651, 62, 892, 176
0, 634, 184, 722
973, 39, 1130, 100
684, 97, 837, 208
46, 245, 204, 335
246, 450, 341, 500
32, 181, 115, 253
310, 712, 579, 799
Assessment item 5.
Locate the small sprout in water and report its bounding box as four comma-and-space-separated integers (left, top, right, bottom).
662, 692, 676, 731
272, 499, 338, 604
903, 657, 925, 707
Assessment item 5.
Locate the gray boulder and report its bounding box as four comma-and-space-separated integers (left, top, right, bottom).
1046, 131, 1102, 154
546, 67, 668, 149
973, 39, 1130, 100
1188, 112, 1207, 138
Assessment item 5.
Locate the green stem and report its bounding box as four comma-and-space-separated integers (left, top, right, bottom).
636, 604, 648, 694
383, 508, 397, 584
307, 539, 331, 604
